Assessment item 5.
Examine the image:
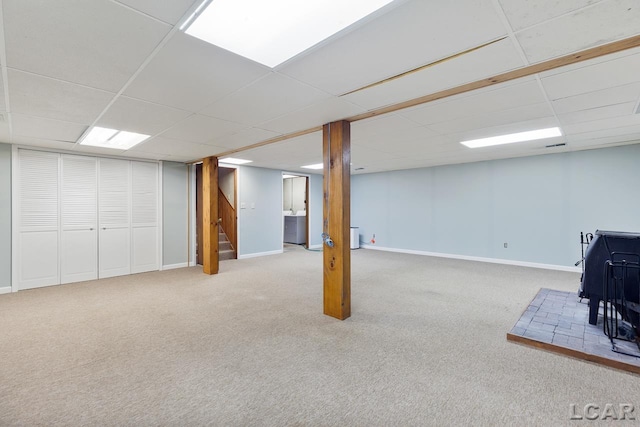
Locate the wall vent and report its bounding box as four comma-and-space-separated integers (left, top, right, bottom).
545, 143, 566, 148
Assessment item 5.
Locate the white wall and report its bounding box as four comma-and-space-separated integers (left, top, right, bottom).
352, 144, 640, 267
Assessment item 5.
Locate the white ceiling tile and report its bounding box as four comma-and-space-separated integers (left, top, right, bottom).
558, 102, 636, 125
280, 0, 506, 95
429, 102, 554, 134
200, 73, 331, 126
498, 0, 602, 31
562, 114, 640, 135
11, 114, 86, 142
129, 136, 226, 159
3, 0, 170, 92
8, 70, 114, 124
10, 135, 78, 151
0, 73, 6, 112
97, 96, 191, 135
124, 32, 270, 112
211, 127, 282, 150
551, 82, 640, 113
516, 0, 640, 63
113, 0, 198, 24
541, 53, 640, 100
260, 98, 365, 134
159, 114, 246, 144
401, 79, 547, 125
566, 133, 640, 148
344, 38, 525, 110
0, 121, 11, 142
352, 114, 427, 141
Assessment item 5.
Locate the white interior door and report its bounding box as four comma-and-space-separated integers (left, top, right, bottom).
17, 150, 59, 290
99, 158, 131, 279
131, 161, 159, 274
61, 155, 97, 284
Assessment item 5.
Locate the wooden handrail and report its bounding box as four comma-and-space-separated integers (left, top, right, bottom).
218, 187, 237, 252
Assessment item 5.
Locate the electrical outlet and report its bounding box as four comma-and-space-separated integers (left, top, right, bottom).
504, 242, 508, 248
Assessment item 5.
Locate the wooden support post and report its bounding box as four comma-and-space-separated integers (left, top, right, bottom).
323, 120, 351, 320
202, 156, 219, 275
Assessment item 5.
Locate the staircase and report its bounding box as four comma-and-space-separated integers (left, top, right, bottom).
219, 226, 236, 261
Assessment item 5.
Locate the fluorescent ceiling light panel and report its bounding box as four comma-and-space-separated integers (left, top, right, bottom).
219, 157, 252, 165
79, 126, 150, 150
460, 127, 562, 149
301, 163, 323, 170
183, 0, 394, 67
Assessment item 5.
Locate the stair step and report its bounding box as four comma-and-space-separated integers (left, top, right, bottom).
219, 249, 236, 261
218, 233, 228, 242
219, 241, 232, 251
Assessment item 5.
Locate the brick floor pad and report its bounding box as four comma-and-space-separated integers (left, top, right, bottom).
507, 288, 640, 375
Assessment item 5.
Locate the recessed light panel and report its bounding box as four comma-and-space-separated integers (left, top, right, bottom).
460, 127, 562, 149
219, 157, 253, 165
301, 163, 323, 170
79, 126, 150, 150
183, 0, 394, 68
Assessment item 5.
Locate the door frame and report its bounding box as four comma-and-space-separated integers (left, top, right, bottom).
281, 171, 311, 251
189, 161, 241, 265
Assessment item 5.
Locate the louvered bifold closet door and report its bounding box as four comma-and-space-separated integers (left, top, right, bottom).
98, 158, 131, 279
61, 155, 98, 284
131, 161, 159, 274
17, 150, 59, 289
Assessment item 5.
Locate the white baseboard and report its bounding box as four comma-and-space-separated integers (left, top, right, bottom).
238, 249, 283, 260
162, 262, 189, 270
359, 244, 581, 273
0, 286, 12, 295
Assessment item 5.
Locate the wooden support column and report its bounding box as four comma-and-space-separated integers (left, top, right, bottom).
323, 120, 351, 320
202, 156, 219, 275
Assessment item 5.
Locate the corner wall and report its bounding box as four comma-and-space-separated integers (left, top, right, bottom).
0, 143, 10, 289
162, 161, 189, 268
352, 144, 640, 267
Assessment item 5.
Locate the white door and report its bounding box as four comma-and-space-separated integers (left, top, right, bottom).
60, 155, 98, 284
131, 161, 159, 274
17, 150, 59, 289
98, 158, 131, 279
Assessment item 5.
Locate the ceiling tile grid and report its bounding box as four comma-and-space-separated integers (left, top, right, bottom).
3, 0, 171, 93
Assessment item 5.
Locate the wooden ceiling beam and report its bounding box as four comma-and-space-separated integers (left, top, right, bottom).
202, 34, 640, 161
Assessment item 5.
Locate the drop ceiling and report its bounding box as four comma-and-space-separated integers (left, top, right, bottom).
1, 0, 639, 175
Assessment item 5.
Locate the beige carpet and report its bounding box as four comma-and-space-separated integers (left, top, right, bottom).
0, 246, 637, 426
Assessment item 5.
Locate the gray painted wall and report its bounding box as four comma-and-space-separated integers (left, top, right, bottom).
162, 162, 188, 267
352, 144, 640, 267
309, 174, 322, 247
238, 166, 284, 255
0, 143, 10, 287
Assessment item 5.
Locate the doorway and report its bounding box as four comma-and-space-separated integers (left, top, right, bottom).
282, 173, 309, 249
195, 164, 238, 265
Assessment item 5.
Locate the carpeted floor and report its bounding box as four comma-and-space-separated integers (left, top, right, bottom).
0, 246, 637, 426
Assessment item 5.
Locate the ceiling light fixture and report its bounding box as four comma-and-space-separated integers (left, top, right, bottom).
301, 163, 324, 170
79, 126, 150, 150
460, 127, 562, 149
219, 157, 253, 165
182, 0, 394, 68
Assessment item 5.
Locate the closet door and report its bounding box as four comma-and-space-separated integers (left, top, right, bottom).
17, 150, 59, 289
131, 161, 159, 274
98, 158, 131, 279
60, 155, 98, 284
